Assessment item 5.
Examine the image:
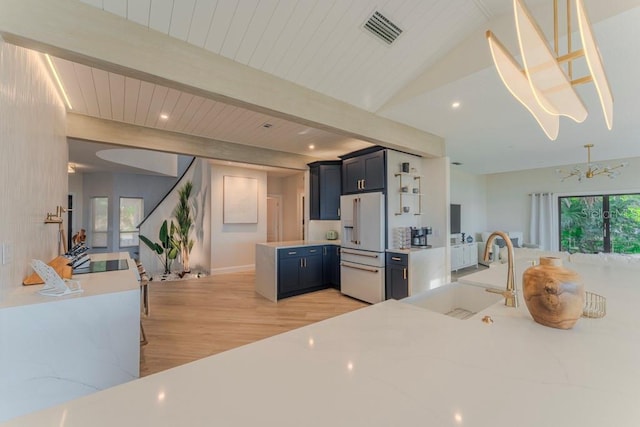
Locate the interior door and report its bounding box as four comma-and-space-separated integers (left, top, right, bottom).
267, 196, 281, 242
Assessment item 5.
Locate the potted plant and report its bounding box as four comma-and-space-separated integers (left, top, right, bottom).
173, 181, 195, 276
139, 219, 179, 276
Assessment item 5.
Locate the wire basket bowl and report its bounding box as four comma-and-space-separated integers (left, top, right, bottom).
582, 291, 606, 318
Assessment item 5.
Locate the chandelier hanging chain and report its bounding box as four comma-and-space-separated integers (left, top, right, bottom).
557, 144, 628, 182
554, 0, 591, 85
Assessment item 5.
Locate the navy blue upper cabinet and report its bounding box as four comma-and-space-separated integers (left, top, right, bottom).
340, 148, 386, 194
309, 161, 341, 220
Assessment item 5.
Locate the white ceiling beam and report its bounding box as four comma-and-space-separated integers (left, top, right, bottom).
0, 0, 444, 158
66, 113, 318, 171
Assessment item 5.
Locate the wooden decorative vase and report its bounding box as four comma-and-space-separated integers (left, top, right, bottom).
522, 257, 585, 329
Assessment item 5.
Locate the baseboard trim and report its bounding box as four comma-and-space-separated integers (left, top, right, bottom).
210, 265, 255, 275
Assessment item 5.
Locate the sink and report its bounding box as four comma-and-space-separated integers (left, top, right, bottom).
401, 282, 502, 319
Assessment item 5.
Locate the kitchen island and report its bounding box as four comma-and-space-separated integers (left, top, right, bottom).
0, 252, 140, 422
255, 240, 340, 301
2, 260, 639, 426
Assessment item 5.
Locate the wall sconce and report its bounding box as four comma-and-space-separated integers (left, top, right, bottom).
45, 205, 65, 224
44, 205, 71, 254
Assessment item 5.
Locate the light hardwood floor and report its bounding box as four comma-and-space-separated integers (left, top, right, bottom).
140, 271, 368, 377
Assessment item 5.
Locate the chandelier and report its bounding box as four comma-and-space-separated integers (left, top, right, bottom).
486, 0, 613, 140
556, 144, 627, 182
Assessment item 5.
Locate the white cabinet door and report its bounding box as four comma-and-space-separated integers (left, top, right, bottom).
451, 243, 477, 271
462, 243, 477, 266
451, 245, 463, 271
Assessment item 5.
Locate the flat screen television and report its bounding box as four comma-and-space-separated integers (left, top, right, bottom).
450, 204, 461, 234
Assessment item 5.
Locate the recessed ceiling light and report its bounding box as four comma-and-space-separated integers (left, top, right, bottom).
308, 144, 315, 150
451, 101, 461, 109
262, 122, 273, 129
451, 161, 463, 166
159, 113, 169, 120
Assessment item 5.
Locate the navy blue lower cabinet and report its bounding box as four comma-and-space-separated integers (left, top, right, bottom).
278, 255, 302, 296
301, 249, 323, 290
323, 245, 341, 289
278, 246, 326, 299
385, 252, 408, 300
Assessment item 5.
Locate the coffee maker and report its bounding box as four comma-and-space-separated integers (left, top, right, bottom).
411, 227, 432, 248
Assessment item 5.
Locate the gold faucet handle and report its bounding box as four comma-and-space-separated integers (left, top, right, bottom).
485, 288, 515, 298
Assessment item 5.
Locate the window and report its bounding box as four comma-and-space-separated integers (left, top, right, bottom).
559, 194, 640, 254
119, 197, 143, 247
91, 197, 109, 247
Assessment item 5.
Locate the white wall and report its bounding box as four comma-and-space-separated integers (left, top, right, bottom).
308, 220, 341, 241
139, 158, 211, 274
422, 157, 450, 250
450, 167, 488, 242
386, 150, 423, 249
283, 173, 304, 241
448, 156, 640, 244
210, 164, 267, 274
0, 40, 67, 298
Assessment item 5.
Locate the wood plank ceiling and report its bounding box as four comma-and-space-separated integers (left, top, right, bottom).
74, 0, 499, 112
57, 0, 516, 161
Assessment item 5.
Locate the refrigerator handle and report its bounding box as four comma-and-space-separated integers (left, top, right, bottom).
358, 198, 362, 244
352, 198, 358, 244
353, 197, 360, 245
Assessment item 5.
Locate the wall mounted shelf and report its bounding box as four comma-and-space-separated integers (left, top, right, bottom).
394, 173, 422, 216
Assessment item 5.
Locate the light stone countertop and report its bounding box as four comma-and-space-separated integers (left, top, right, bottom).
385, 245, 442, 253
256, 240, 341, 249
0, 252, 139, 309
2, 261, 639, 426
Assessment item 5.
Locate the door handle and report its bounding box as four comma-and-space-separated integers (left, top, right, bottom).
361, 179, 365, 189
391, 256, 402, 261
341, 249, 378, 258
300, 258, 303, 268
341, 263, 379, 274
403, 268, 407, 280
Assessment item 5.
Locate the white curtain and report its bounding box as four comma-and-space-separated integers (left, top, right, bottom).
529, 193, 557, 251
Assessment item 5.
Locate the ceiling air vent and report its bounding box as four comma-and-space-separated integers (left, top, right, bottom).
363, 11, 403, 45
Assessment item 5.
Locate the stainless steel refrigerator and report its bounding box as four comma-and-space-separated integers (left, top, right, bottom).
340, 192, 385, 303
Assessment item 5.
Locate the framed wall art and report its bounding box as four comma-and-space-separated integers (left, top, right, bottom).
223, 175, 258, 224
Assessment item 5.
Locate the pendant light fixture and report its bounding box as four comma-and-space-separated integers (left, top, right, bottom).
556, 144, 627, 182
487, 0, 613, 140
